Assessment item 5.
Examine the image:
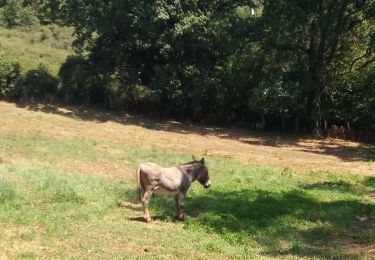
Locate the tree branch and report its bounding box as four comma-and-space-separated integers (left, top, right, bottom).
349, 53, 368, 71
355, 56, 375, 71
264, 39, 308, 53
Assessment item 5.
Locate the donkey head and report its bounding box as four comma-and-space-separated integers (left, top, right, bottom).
194, 157, 211, 189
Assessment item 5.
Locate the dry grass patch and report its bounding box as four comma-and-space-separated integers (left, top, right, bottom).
60, 159, 131, 179
1, 101, 374, 176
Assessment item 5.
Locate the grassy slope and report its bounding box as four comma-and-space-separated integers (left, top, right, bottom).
0, 102, 374, 259
0, 25, 73, 75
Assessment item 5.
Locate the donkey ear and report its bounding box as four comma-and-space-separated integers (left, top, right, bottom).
192, 155, 197, 161
200, 157, 205, 165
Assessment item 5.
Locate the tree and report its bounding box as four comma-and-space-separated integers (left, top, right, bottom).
262, 0, 375, 134
56, 0, 258, 119
33, 0, 375, 137
2, 0, 39, 28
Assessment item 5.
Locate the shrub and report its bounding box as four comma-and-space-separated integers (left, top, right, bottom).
2, 0, 39, 28
0, 55, 21, 100
59, 55, 104, 105
21, 64, 58, 102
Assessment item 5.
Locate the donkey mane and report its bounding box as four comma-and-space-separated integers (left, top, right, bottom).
179, 160, 202, 166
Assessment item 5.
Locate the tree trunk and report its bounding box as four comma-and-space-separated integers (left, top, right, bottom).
180, 107, 185, 121
281, 116, 286, 133
308, 53, 325, 136
65, 91, 70, 105
307, 16, 326, 137
306, 49, 324, 136
311, 89, 322, 137
260, 114, 266, 130
22, 86, 28, 103
294, 115, 299, 134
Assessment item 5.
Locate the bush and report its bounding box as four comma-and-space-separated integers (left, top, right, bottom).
59, 55, 104, 105
0, 55, 21, 100
21, 64, 58, 102
2, 0, 39, 28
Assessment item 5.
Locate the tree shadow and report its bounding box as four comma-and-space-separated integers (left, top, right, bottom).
15, 102, 375, 162
296, 144, 375, 162
301, 179, 375, 195
116, 173, 375, 258
364, 177, 375, 188
301, 181, 357, 193
119, 194, 199, 223
145, 188, 374, 259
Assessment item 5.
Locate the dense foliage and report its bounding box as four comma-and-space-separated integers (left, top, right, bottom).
20, 64, 59, 101
0, 55, 20, 99
0, 0, 374, 138
0, 0, 39, 27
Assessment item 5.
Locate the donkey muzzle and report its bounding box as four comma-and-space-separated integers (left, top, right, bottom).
204, 180, 211, 189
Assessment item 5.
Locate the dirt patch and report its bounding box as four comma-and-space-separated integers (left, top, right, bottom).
1, 101, 374, 176
0, 225, 52, 258
60, 159, 131, 179
330, 218, 375, 258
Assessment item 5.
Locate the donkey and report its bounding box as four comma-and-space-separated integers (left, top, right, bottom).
136, 157, 211, 223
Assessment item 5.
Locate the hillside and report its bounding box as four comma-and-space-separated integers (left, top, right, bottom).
0, 101, 374, 259
0, 25, 73, 75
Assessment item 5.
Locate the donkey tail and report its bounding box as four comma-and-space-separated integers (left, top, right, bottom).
136, 167, 142, 203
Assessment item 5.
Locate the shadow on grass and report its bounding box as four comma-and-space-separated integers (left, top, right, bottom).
364, 177, 375, 188
297, 144, 375, 162
135, 188, 375, 259
15, 102, 375, 162
301, 178, 375, 194
301, 181, 356, 193
128, 216, 166, 222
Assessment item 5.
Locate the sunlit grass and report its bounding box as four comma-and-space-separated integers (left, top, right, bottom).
0, 127, 374, 258
0, 25, 73, 75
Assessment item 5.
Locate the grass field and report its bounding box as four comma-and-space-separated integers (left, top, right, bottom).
0, 25, 73, 75
0, 101, 374, 259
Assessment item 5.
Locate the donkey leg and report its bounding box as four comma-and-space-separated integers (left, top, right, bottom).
177, 192, 185, 221
141, 190, 153, 223
174, 194, 179, 220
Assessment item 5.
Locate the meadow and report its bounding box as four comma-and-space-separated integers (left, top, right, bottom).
0, 101, 374, 259
0, 25, 73, 75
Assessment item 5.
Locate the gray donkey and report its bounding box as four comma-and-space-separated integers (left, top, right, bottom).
136, 157, 211, 223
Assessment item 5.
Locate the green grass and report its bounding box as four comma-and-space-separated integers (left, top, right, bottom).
0, 24, 73, 75
0, 130, 374, 258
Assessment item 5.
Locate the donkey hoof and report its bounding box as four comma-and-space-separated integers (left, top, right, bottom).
145, 217, 152, 223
